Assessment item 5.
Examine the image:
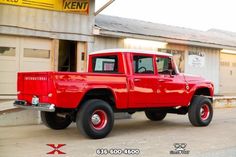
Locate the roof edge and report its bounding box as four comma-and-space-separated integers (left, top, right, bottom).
96, 28, 236, 50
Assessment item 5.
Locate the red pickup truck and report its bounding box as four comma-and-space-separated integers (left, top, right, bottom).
14, 49, 214, 139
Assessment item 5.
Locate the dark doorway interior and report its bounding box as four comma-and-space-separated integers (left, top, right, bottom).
58, 40, 77, 72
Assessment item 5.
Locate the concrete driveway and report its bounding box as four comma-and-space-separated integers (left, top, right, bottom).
0, 108, 236, 157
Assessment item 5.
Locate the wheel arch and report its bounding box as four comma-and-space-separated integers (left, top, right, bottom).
190, 87, 213, 103
77, 87, 117, 110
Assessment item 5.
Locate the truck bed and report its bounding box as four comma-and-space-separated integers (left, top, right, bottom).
17, 72, 128, 109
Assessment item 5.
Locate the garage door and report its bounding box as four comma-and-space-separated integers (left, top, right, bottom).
0, 35, 52, 95
220, 52, 236, 94
0, 36, 19, 95
20, 37, 51, 72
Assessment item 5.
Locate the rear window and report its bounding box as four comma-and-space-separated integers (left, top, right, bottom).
92, 55, 118, 73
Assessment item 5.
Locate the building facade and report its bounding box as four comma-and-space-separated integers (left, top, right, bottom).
1, 1, 236, 100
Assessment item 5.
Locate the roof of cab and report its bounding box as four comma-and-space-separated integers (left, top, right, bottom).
89, 49, 172, 57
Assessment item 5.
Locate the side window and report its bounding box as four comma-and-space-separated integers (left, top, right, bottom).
133, 56, 154, 74
92, 55, 118, 73
156, 57, 174, 74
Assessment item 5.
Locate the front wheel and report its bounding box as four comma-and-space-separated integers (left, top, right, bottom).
188, 96, 213, 126
76, 99, 114, 139
41, 111, 72, 130
145, 110, 167, 121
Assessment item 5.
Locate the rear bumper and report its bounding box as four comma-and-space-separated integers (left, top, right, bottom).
13, 100, 55, 112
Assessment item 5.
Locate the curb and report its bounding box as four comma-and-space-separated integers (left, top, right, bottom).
213, 97, 236, 108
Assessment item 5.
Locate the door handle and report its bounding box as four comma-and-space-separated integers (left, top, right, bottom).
134, 78, 141, 82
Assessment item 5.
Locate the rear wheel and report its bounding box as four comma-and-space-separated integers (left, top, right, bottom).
145, 110, 167, 121
41, 111, 72, 130
188, 96, 213, 126
76, 99, 114, 139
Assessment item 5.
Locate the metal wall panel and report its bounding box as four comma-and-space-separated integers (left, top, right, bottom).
94, 36, 124, 51
185, 46, 220, 94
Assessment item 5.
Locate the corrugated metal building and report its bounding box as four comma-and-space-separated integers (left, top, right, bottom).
1, 1, 236, 101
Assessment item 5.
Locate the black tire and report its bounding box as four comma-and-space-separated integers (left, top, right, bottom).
76, 99, 114, 139
41, 111, 72, 130
145, 110, 167, 121
188, 96, 213, 126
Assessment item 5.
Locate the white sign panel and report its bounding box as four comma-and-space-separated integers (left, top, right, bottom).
188, 51, 205, 68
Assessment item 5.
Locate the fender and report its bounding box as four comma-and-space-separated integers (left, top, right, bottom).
188, 82, 214, 105
77, 85, 118, 108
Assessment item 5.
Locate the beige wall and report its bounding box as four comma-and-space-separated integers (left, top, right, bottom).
167, 44, 187, 51
220, 53, 236, 94
94, 36, 124, 51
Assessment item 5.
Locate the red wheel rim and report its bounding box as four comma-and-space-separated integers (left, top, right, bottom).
200, 104, 210, 121
90, 110, 108, 130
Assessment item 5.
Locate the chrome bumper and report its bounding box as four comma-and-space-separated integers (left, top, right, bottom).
14, 100, 55, 112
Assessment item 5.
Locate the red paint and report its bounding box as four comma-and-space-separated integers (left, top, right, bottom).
16, 50, 214, 110
200, 104, 210, 121
91, 110, 108, 130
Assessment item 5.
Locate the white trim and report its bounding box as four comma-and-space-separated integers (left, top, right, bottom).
89, 48, 172, 57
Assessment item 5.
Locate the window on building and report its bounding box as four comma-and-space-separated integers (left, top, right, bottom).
133, 55, 154, 74
24, 48, 50, 58
0, 47, 16, 56
92, 55, 118, 73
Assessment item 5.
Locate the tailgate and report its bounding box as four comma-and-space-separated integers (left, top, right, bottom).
15, 72, 56, 112
19, 72, 49, 96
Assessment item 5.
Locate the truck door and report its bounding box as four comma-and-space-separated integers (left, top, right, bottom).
129, 54, 158, 108
154, 56, 187, 106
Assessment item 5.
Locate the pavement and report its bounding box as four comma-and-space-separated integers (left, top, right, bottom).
0, 108, 236, 157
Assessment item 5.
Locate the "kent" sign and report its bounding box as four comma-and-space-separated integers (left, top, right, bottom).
63, 0, 89, 13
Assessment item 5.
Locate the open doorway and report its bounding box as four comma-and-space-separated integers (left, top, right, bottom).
58, 40, 76, 72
